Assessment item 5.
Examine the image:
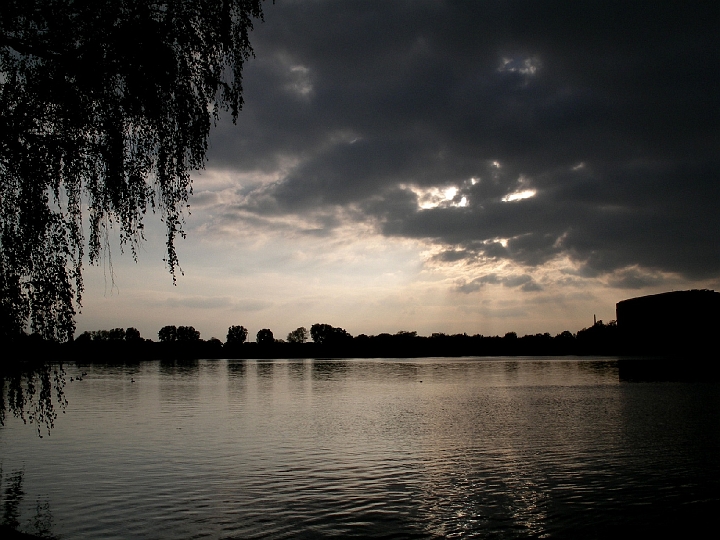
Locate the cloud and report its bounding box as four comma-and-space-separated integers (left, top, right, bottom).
606, 267, 666, 290
165, 296, 233, 309
200, 0, 719, 283
455, 273, 542, 294
163, 296, 272, 312
233, 299, 273, 312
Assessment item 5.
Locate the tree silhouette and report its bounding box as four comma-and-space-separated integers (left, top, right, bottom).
176, 325, 200, 342
158, 325, 178, 343
125, 327, 142, 341
75, 327, 127, 341
287, 326, 308, 343
256, 328, 274, 345
226, 325, 248, 345
0, 0, 264, 341
310, 323, 352, 345
310, 324, 333, 344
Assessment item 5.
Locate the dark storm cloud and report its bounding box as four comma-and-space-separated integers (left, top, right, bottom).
206, 0, 720, 280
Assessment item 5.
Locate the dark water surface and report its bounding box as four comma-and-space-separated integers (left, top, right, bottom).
1, 357, 718, 539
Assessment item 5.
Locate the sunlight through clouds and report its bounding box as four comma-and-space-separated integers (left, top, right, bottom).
71, 1, 718, 341
288, 65, 312, 96
502, 189, 537, 202
403, 184, 468, 210
498, 56, 541, 76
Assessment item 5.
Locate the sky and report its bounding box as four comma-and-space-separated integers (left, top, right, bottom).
76, 0, 719, 342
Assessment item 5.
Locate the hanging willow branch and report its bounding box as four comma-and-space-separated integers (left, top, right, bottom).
0, 0, 264, 341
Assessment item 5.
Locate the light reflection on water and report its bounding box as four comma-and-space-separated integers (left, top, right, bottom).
1, 357, 718, 539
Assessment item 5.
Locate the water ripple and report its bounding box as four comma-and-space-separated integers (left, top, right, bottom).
1, 358, 718, 538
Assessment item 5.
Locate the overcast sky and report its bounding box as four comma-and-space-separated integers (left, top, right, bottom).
77, 0, 719, 341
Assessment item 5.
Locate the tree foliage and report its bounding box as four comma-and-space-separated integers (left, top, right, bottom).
0, 0, 264, 342
125, 326, 142, 341
176, 325, 200, 342
226, 324, 248, 345
286, 326, 308, 343
310, 323, 352, 345
158, 324, 200, 342
158, 325, 177, 343
256, 328, 273, 345
76, 327, 128, 341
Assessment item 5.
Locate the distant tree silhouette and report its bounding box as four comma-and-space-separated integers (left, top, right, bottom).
310, 323, 352, 345
310, 323, 332, 344
107, 328, 127, 340
158, 325, 178, 343
74, 331, 91, 343
0, 0, 264, 341
226, 325, 248, 345
550, 331, 574, 353
576, 320, 618, 354
256, 328, 274, 345
287, 327, 308, 343
206, 337, 223, 351
125, 327, 142, 341
516, 333, 553, 355
176, 326, 200, 342
75, 327, 126, 341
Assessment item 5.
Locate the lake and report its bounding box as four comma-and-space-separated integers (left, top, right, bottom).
1, 357, 719, 539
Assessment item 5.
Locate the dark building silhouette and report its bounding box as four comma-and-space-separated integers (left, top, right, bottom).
616, 290, 720, 358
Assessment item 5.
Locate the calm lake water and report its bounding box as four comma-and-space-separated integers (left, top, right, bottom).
1, 357, 719, 539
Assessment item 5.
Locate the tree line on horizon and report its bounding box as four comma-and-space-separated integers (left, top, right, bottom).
7, 320, 620, 359
74, 321, 617, 347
